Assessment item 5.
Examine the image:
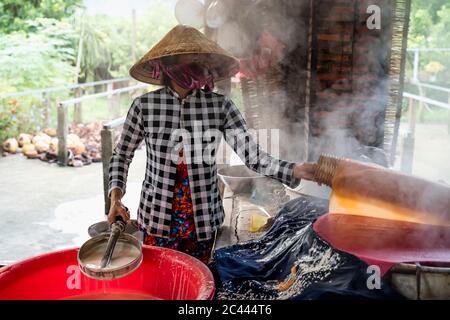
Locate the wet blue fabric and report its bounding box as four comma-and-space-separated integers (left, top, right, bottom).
211, 195, 403, 300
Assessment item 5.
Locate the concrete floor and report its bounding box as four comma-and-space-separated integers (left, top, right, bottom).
0, 149, 147, 264
0, 123, 449, 264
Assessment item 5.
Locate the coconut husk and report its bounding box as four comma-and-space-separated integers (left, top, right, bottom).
32, 133, 51, 145
70, 142, 86, 156
35, 141, 50, 153
2, 138, 18, 153
49, 138, 58, 153
23, 144, 39, 158
44, 128, 57, 137
17, 133, 32, 147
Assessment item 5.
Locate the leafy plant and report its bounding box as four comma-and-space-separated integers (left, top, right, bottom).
424, 61, 445, 75
0, 101, 18, 143
0, 19, 76, 91
0, 0, 82, 34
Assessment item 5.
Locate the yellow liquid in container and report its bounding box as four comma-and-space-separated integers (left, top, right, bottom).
250, 214, 269, 233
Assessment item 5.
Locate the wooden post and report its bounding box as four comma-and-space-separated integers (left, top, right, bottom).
113, 93, 121, 119
42, 91, 51, 128
57, 103, 69, 166
101, 127, 115, 215
402, 98, 417, 174
412, 49, 419, 83
73, 87, 83, 124
408, 97, 417, 136
107, 82, 121, 119
448, 93, 450, 135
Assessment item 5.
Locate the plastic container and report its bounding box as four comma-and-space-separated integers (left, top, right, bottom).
0, 245, 215, 300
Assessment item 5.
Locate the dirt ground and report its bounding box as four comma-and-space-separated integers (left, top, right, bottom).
0, 123, 449, 263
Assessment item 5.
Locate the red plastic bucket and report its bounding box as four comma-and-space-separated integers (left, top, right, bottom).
0, 245, 215, 300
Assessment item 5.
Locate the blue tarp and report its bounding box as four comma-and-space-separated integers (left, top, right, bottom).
211, 195, 403, 300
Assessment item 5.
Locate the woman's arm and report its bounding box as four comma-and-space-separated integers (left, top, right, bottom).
222, 97, 315, 188
108, 188, 130, 223
108, 97, 144, 204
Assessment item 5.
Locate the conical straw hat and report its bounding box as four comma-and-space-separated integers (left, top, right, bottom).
129, 25, 240, 85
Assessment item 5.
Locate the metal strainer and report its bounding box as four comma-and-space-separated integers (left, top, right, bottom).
78, 216, 143, 280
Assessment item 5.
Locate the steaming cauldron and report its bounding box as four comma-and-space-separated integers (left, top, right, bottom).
0, 246, 215, 300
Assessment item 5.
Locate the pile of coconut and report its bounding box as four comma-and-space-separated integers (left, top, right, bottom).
1, 122, 112, 167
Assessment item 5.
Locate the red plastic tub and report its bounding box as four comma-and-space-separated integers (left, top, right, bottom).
0, 245, 215, 300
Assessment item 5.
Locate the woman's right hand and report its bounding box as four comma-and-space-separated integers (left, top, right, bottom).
107, 200, 130, 224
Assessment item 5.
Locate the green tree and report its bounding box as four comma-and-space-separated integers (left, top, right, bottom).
75, 1, 177, 81
0, 18, 76, 92
0, 0, 82, 34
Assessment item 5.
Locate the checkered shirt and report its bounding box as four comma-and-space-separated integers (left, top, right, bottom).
108, 86, 300, 241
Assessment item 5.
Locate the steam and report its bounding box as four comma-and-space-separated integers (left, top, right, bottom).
211, 0, 392, 166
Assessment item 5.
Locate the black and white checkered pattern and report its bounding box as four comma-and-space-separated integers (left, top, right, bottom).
108, 86, 300, 241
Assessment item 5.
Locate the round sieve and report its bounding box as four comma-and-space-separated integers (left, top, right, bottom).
78, 232, 143, 280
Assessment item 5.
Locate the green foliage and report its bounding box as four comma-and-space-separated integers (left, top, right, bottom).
406, 1, 450, 84
0, 0, 82, 34
0, 18, 76, 92
76, 2, 177, 81
0, 110, 17, 143
0, 1, 177, 140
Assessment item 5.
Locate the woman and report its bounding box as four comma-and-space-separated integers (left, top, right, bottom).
107, 25, 316, 264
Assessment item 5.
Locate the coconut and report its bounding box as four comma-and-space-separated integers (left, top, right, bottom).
32, 135, 42, 145
67, 133, 81, 142
23, 144, 39, 158
67, 133, 81, 149
2, 138, 18, 153
33, 132, 51, 145
17, 133, 33, 147
49, 138, 58, 153
71, 141, 86, 156
35, 140, 50, 153
44, 128, 57, 137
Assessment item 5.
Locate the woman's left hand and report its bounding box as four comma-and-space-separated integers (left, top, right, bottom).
293, 162, 317, 181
